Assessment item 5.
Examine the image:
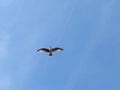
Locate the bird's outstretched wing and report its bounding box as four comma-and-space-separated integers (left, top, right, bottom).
52, 47, 63, 52
37, 48, 49, 52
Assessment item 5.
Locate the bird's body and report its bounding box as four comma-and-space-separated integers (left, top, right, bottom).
37, 47, 63, 56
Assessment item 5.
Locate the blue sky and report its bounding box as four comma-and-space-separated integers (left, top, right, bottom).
0, 0, 120, 90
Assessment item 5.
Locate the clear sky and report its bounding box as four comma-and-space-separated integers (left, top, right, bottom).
0, 0, 120, 90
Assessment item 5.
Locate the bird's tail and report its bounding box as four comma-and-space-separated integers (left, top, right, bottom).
49, 53, 52, 56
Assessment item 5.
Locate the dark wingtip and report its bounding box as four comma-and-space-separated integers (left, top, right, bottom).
37, 49, 39, 52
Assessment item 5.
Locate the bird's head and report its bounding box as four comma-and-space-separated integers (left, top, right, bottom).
48, 46, 52, 50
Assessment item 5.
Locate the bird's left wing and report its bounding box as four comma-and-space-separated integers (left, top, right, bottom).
37, 48, 49, 52
52, 47, 64, 52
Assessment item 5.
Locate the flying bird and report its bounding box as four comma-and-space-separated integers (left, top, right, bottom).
37, 47, 63, 56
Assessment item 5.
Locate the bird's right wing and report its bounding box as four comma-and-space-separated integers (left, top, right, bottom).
52, 47, 64, 52
37, 48, 49, 52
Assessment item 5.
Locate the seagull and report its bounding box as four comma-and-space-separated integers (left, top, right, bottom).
37, 46, 63, 56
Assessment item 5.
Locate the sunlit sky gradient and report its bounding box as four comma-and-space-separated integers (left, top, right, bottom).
0, 0, 120, 90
